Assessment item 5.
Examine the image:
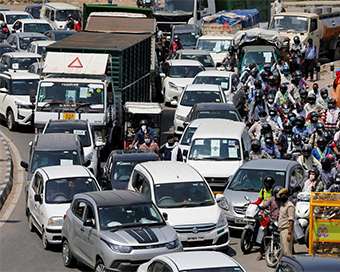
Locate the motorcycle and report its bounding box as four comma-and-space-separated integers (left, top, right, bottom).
262, 216, 282, 268
295, 192, 311, 247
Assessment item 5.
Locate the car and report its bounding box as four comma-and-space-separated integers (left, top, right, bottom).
0, 52, 41, 72
5, 32, 48, 52
160, 60, 205, 104
26, 40, 55, 59
11, 19, 53, 34
43, 30, 77, 41
42, 119, 104, 178
26, 165, 101, 249
0, 43, 14, 58
223, 159, 305, 229
20, 133, 91, 190
28, 61, 44, 75
0, 71, 39, 131
61, 190, 182, 271
25, 4, 42, 19
0, 10, 33, 31
173, 84, 226, 135
276, 255, 340, 272
101, 149, 159, 190
128, 161, 230, 251
192, 70, 245, 111
173, 49, 215, 70
138, 251, 246, 272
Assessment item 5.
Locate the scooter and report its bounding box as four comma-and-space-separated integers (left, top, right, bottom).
262, 216, 281, 268
295, 191, 311, 247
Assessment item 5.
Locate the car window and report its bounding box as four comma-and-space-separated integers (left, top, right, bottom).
180, 126, 197, 146
193, 76, 229, 91
180, 91, 222, 106
132, 172, 151, 199
169, 65, 204, 78
73, 200, 86, 220
0, 78, 8, 89
148, 261, 170, 272
196, 110, 240, 121
32, 173, 42, 193
0, 14, 4, 21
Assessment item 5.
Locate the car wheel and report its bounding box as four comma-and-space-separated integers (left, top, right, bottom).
42, 229, 50, 250
28, 213, 36, 232
62, 240, 77, 268
95, 259, 106, 272
7, 110, 16, 131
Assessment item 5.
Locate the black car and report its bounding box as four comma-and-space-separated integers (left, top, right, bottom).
43, 30, 77, 41
0, 43, 14, 58
25, 5, 42, 19
276, 255, 340, 272
102, 149, 158, 190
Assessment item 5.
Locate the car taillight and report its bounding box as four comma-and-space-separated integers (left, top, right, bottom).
63, 214, 67, 220
260, 217, 270, 228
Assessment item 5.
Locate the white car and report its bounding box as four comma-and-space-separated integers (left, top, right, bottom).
138, 251, 246, 272
193, 70, 245, 111
26, 165, 101, 249
0, 52, 41, 72
0, 10, 33, 31
173, 84, 225, 135
160, 59, 205, 104
128, 161, 229, 251
26, 40, 56, 59
11, 19, 54, 34
0, 71, 39, 131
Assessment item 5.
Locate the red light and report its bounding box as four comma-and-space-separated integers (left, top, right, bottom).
260, 217, 270, 228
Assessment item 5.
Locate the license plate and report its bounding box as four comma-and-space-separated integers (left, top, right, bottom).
63, 113, 75, 120
213, 191, 223, 196
187, 235, 204, 242
235, 218, 247, 224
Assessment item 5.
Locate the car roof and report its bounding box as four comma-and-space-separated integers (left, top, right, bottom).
35, 133, 79, 151
185, 84, 221, 91
194, 102, 237, 111
281, 255, 340, 271
173, 24, 200, 32
198, 35, 234, 40
243, 45, 275, 51
166, 59, 203, 66
83, 190, 152, 207
11, 32, 46, 38
39, 165, 92, 180
2, 52, 41, 58
0, 11, 31, 15
29, 40, 55, 46
47, 119, 88, 126
162, 251, 242, 269
14, 19, 49, 24
192, 119, 246, 139
241, 159, 298, 171
176, 49, 209, 55
138, 161, 203, 184
26, 4, 42, 8
187, 118, 214, 128
43, 3, 80, 9
109, 149, 158, 161
0, 71, 40, 80
195, 70, 234, 77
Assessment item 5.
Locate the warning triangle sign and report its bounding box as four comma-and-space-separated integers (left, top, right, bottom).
68, 57, 83, 68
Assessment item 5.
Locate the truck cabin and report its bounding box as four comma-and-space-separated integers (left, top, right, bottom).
196, 38, 232, 54
270, 14, 311, 34
171, 25, 201, 49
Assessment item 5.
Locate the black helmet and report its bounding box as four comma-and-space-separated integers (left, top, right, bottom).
283, 65, 290, 75
307, 93, 317, 104
1, 22, 6, 28
295, 115, 305, 126
282, 103, 291, 114
264, 64, 271, 72
280, 84, 288, 93
283, 121, 293, 133
294, 70, 303, 78
251, 140, 261, 151
261, 123, 272, 134
263, 175, 275, 188
323, 130, 333, 142
268, 75, 276, 85
267, 93, 275, 104
320, 88, 328, 99
296, 102, 304, 113
68, 14, 73, 19
302, 145, 312, 157
293, 36, 300, 44
317, 136, 327, 148
273, 185, 284, 199
228, 45, 235, 52
309, 111, 318, 123
328, 98, 336, 109
321, 157, 332, 171
254, 79, 262, 89
269, 107, 277, 117
292, 133, 302, 145
335, 172, 340, 184
249, 63, 257, 70
316, 122, 325, 132
261, 71, 269, 82
309, 167, 320, 180
299, 88, 308, 99
264, 133, 273, 145
139, 119, 148, 126
251, 67, 259, 77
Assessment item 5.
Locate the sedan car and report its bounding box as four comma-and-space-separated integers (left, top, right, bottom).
43, 30, 76, 41
160, 60, 205, 104
223, 159, 305, 229
5, 32, 48, 52
11, 19, 53, 34
0, 52, 41, 72
173, 49, 215, 70
0, 10, 33, 31
192, 70, 245, 111
138, 251, 245, 272
61, 190, 182, 271
26, 165, 101, 249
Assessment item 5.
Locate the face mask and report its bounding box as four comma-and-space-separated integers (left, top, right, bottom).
141, 125, 147, 133
280, 196, 288, 203
168, 141, 174, 146
310, 174, 315, 181
290, 117, 295, 122
303, 152, 310, 158
313, 87, 318, 92
252, 146, 260, 152
144, 139, 151, 144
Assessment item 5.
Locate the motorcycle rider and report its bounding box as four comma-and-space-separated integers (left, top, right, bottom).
309, 83, 321, 98
275, 84, 295, 106
304, 93, 324, 114
297, 145, 321, 171
264, 75, 279, 96
221, 45, 237, 70
262, 133, 280, 158
278, 121, 293, 153
240, 62, 257, 83
288, 133, 304, 160
281, 65, 292, 85
249, 140, 271, 160
324, 130, 340, 155
248, 79, 263, 102
130, 119, 156, 148
292, 116, 312, 138
248, 111, 274, 140
248, 91, 268, 122
299, 88, 308, 105
268, 107, 283, 131
303, 167, 324, 192
306, 111, 319, 132
169, 35, 183, 55
311, 136, 333, 161
321, 98, 340, 133
318, 88, 330, 108
288, 72, 301, 102
320, 157, 336, 190
289, 36, 305, 71
309, 122, 325, 148
327, 172, 340, 192
293, 101, 307, 119
267, 94, 285, 116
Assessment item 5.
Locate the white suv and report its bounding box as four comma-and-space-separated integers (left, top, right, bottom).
0, 71, 39, 130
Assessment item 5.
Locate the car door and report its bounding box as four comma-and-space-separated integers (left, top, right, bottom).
30, 172, 44, 232
71, 199, 87, 262
27, 171, 41, 226
0, 77, 9, 116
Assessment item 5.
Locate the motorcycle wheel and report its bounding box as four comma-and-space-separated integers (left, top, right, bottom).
240, 228, 254, 254
265, 241, 281, 268
305, 225, 309, 248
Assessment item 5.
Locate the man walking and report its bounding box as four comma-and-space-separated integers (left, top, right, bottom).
304, 38, 318, 81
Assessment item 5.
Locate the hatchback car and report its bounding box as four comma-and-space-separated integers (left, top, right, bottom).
27, 165, 100, 249
11, 19, 53, 34
43, 30, 77, 41
5, 32, 48, 52
160, 60, 205, 104
138, 251, 245, 272
223, 159, 305, 229
0, 52, 41, 72
42, 119, 104, 178
0, 10, 33, 30
173, 49, 215, 70
61, 190, 182, 271
128, 161, 229, 251
102, 149, 159, 190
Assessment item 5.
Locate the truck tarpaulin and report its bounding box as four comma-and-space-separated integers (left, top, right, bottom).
234, 28, 283, 49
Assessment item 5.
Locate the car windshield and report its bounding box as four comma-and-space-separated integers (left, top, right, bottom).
189, 138, 241, 161
24, 23, 52, 33
112, 161, 140, 182
98, 203, 165, 230
181, 267, 244, 272
177, 32, 199, 46
155, 181, 214, 208
242, 51, 275, 71
196, 110, 241, 121
30, 150, 81, 173
6, 14, 32, 24
19, 36, 48, 50
180, 127, 197, 146
197, 39, 232, 53
53, 32, 75, 41
56, 10, 81, 21
270, 15, 308, 33
155, 0, 194, 12
180, 91, 222, 106
169, 65, 204, 78
11, 79, 38, 95
193, 76, 230, 90
45, 177, 98, 204
44, 127, 91, 147
228, 169, 286, 192
31, 8, 41, 19
11, 57, 39, 70
181, 54, 214, 67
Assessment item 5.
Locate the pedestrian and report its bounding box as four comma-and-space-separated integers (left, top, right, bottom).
74, 18, 81, 31
273, 0, 285, 14
278, 188, 295, 257
304, 38, 318, 82
321, 98, 340, 132
158, 135, 183, 161
139, 133, 159, 154
332, 68, 340, 107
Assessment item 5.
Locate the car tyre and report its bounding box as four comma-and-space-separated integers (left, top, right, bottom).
62, 240, 77, 268
7, 110, 16, 131
42, 229, 50, 250
95, 259, 106, 272
28, 213, 36, 232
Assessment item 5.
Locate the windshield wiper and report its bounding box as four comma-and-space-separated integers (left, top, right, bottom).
75, 103, 96, 112
233, 188, 257, 191
40, 101, 66, 111
109, 225, 125, 232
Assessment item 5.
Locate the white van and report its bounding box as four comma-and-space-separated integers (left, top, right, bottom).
186, 119, 251, 194
40, 3, 82, 30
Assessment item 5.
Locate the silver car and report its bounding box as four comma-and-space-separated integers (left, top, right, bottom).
223, 159, 304, 229
61, 191, 182, 272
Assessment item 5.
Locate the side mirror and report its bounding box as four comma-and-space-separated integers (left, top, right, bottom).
215, 193, 225, 203
84, 160, 91, 167
160, 73, 166, 78
83, 218, 95, 227
0, 87, 9, 93
34, 194, 42, 203
244, 195, 250, 203
216, 62, 222, 68
170, 100, 178, 106
20, 160, 28, 171
162, 212, 168, 221
107, 92, 114, 104
30, 88, 36, 104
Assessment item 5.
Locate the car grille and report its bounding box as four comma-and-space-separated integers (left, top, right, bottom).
132, 243, 166, 250
181, 239, 214, 247
174, 223, 216, 234
204, 177, 228, 184
234, 206, 247, 215
46, 228, 62, 233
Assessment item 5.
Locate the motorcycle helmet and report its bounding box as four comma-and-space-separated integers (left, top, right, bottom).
295, 115, 305, 127
302, 145, 312, 158
174, 35, 180, 42
249, 62, 257, 70
269, 107, 277, 117
251, 67, 259, 77
308, 167, 320, 180
316, 122, 325, 133
282, 65, 290, 75
283, 121, 293, 134
335, 172, 340, 184
295, 102, 304, 113
254, 79, 262, 89
323, 130, 333, 143
261, 71, 269, 82
293, 36, 300, 44
264, 133, 273, 145
280, 83, 288, 93
309, 111, 318, 123
292, 133, 302, 145
287, 112, 296, 123
228, 45, 235, 53
261, 123, 272, 134
251, 140, 261, 152
294, 70, 303, 79
320, 88, 328, 99
328, 98, 336, 109
1, 22, 6, 28
267, 93, 275, 104
263, 175, 275, 188
321, 157, 332, 171
299, 88, 308, 100
317, 136, 327, 148
307, 93, 317, 104
264, 64, 271, 73
282, 103, 291, 115
273, 185, 284, 199
139, 119, 149, 126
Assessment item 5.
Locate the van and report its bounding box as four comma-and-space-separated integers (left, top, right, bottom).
186, 119, 251, 194
40, 3, 82, 30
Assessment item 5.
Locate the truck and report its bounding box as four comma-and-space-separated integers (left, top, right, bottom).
269, 6, 340, 60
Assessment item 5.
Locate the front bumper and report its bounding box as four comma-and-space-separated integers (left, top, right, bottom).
173, 118, 185, 135
16, 109, 32, 126
165, 86, 184, 103
45, 226, 62, 244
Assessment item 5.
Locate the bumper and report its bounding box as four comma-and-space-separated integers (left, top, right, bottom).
165, 87, 183, 103
45, 227, 62, 244
16, 109, 32, 126
173, 118, 185, 135
226, 214, 248, 230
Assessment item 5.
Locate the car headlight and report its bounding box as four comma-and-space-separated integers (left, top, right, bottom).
103, 240, 132, 253
15, 101, 31, 109
47, 216, 64, 226
216, 212, 227, 228
85, 152, 93, 162
166, 238, 180, 249
175, 114, 186, 122
169, 81, 178, 90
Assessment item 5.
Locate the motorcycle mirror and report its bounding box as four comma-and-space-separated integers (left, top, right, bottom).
244, 196, 250, 202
